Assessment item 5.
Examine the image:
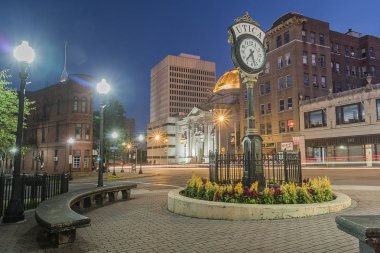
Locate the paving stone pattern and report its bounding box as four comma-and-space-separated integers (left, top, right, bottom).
0, 188, 379, 253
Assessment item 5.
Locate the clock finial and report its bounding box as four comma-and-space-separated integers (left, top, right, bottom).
234, 11, 260, 27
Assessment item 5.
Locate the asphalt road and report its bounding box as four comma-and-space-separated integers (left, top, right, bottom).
70, 167, 380, 192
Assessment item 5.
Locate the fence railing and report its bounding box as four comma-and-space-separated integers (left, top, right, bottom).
209, 152, 302, 185
0, 173, 69, 217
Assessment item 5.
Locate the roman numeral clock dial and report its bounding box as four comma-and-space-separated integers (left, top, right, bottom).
235, 35, 266, 74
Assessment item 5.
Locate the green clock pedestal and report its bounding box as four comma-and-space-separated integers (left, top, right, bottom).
242, 133, 265, 191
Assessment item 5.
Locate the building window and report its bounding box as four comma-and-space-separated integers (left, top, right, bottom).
304, 110, 326, 128
362, 66, 368, 77
285, 53, 291, 66
279, 121, 286, 133
75, 124, 82, 140
277, 77, 284, 90
336, 63, 340, 73
259, 84, 265, 96
303, 51, 308, 64
350, 66, 355, 76
286, 75, 292, 88
304, 73, 309, 86
370, 47, 376, 58
267, 103, 272, 114
73, 153, 81, 169
276, 35, 282, 48
312, 75, 318, 87
84, 150, 90, 169
361, 48, 366, 58
319, 33, 325, 45
335, 43, 340, 54
55, 125, 59, 142
336, 103, 365, 125
85, 125, 90, 140
57, 100, 60, 115
310, 32, 315, 44
265, 82, 271, 94
266, 123, 272, 135
42, 127, 46, 143
287, 97, 293, 110
287, 120, 294, 132
81, 97, 87, 113
277, 56, 283, 69
302, 30, 307, 42
371, 66, 376, 77
311, 54, 316, 66
376, 99, 380, 120
73, 97, 78, 112
321, 76, 327, 88
346, 66, 350, 77
320, 55, 325, 67
264, 62, 270, 74
284, 31, 290, 44
260, 124, 266, 135
344, 45, 349, 56
260, 104, 265, 115
279, 99, 284, 112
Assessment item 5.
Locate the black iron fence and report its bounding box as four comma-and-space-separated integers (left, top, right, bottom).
0, 173, 69, 217
209, 152, 302, 185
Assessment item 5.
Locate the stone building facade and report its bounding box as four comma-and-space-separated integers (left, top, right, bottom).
299, 82, 380, 167
23, 75, 94, 175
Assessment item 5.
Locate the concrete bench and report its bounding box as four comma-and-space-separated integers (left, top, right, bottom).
35, 183, 137, 247
336, 215, 380, 253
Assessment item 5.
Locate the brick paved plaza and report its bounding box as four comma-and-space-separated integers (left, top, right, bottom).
0, 169, 379, 253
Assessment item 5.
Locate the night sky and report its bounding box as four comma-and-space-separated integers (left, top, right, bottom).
1, 0, 380, 133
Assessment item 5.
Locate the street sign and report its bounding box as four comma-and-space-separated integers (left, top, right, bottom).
111, 146, 118, 152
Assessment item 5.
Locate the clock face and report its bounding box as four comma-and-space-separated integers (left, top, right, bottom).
236, 36, 265, 73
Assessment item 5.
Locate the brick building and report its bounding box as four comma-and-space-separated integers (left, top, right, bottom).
239, 12, 380, 153
23, 74, 94, 175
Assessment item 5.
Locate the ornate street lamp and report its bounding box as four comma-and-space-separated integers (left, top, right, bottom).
111, 131, 118, 176
96, 78, 110, 187
138, 134, 144, 174
3, 41, 35, 223
67, 138, 74, 180
217, 115, 225, 154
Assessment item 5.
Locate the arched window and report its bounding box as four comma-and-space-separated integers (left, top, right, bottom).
73, 96, 78, 112
81, 97, 87, 113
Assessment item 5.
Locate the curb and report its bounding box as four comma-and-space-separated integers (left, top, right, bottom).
167, 188, 352, 220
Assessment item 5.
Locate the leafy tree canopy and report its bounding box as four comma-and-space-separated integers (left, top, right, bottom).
0, 69, 34, 154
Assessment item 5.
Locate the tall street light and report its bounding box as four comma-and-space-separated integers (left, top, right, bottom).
111, 131, 118, 176
67, 137, 74, 180
138, 134, 144, 174
217, 115, 225, 154
3, 41, 35, 223
154, 134, 161, 164
96, 78, 110, 187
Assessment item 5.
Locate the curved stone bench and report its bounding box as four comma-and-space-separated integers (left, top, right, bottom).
168, 188, 351, 220
35, 183, 137, 246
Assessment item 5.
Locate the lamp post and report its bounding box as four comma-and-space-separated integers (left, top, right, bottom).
217, 115, 225, 154
111, 131, 118, 176
121, 142, 126, 173
138, 134, 144, 174
96, 78, 110, 187
3, 41, 35, 223
67, 138, 74, 180
154, 134, 161, 164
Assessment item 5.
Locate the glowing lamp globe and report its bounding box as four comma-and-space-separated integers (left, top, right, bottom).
67, 138, 74, 144
96, 78, 111, 95
14, 41, 35, 63
111, 132, 118, 139
138, 134, 144, 142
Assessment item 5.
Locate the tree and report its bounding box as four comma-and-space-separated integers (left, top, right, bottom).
93, 98, 130, 167
0, 69, 33, 154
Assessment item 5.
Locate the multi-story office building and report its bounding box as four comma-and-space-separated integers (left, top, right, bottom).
147, 53, 216, 164
23, 74, 94, 175
239, 12, 380, 154
150, 53, 216, 121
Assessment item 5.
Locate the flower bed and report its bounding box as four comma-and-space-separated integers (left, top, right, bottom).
182, 175, 334, 204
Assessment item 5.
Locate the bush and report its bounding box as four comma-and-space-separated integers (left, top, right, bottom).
182, 175, 334, 205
